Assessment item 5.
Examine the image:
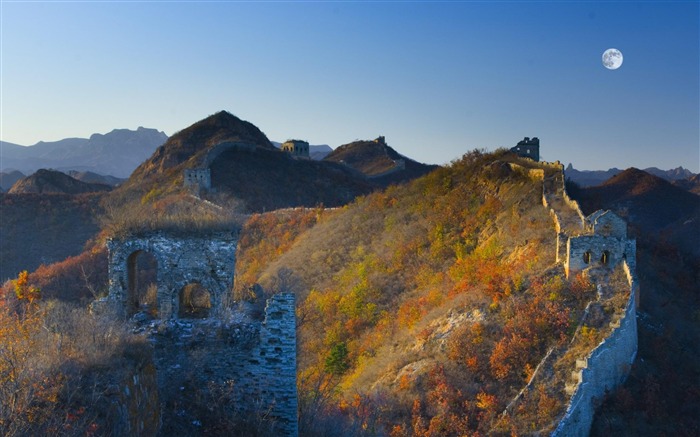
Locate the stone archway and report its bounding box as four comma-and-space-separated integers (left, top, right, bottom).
107, 231, 238, 319
178, 283, 212, 319
127, 250, 159, 316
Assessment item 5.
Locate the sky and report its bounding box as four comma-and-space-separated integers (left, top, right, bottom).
1, 1, 698, 172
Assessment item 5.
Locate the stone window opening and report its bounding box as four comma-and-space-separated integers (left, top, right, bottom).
127, 250, 158, 317
601, 250, 610, 266
583, 251, 591, 264
179, 283, 212, 319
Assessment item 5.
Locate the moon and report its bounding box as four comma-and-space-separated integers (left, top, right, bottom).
602, 48, 623, 70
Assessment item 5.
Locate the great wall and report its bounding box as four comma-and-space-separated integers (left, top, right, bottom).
97, 230, 298, 436
508, 157, 638, 436
95, 142, 637, 436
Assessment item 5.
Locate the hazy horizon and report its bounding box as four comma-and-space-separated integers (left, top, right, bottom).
2, 2, 698, 172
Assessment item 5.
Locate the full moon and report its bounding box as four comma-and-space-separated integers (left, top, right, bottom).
602, 48, 623, 70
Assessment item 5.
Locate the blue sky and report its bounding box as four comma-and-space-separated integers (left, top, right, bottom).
1, 1, 698, 172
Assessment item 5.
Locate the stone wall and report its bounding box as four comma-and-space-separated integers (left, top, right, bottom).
149, 293, 298, 436
257, 293, 299, 435
586, 210, 627, 238
184, 168, 211, 191
565, 234, 634, 278
552, 262, 638, 437
106, 231, 238, 319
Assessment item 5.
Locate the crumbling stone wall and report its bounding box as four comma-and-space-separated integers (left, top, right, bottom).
151, 293, 298, 436
586, 209, 627, 238
552, 263, 638, 437
106, 231, 237, 319
106, 232, 298, 435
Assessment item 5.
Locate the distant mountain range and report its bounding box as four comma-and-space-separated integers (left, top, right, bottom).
0, 127, 168, 178
565, 163, 695, 187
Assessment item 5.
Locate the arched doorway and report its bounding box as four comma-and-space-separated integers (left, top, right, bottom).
127, 250, 158, 316
583, 251, 592, 264
179, 283, 211, 318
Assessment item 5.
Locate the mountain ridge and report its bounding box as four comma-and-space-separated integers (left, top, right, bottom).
8, 169, 112, 195
1, 127, 167, 178
565, 163, 696, 187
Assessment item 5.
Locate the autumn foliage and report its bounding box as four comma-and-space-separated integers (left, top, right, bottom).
232, 150, 598, 435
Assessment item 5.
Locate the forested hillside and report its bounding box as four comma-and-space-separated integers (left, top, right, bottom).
235, 150, 604, 435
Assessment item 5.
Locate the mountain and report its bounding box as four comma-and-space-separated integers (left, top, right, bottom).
565, 163, 696, 187
271, 141, 333, 160
323, 136, 438, 184
67, 170, 125, 187
0, 170, 26, 191
673, 173, 700, 195
0, 127, 167, 178
573, 168, 699, 246
128, 111, 275, 182
643, 166, 695, 180
0, 191, 104, 282
115, 112, 402, 216
8, 169, 112, 195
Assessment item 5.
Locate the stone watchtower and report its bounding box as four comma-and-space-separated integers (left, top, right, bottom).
510, 137, 540, 162
184, 168, 211, 193
565, 210, 636, 279
105, 231, 237, 319
281, 140, 310, 158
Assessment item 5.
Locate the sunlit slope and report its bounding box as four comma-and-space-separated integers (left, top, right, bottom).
238, 150, 596, 434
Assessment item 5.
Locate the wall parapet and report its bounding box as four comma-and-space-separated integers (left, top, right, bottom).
552, 261, 638, 437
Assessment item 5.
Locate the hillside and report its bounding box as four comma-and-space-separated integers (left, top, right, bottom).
0, 127, 167, 177
0, 193, 104, 281
0, 170, 25, 191
673, 173, 700, 195
67, 170, 125, 186
8, 169, 112, 194
324, 136, 438, 184
208, 147, 376, 212
109, 112, 420, 222
235, 150, 609, 435
128, 110, 275, 182
569, 171, 700, 436
571, 168, 700, 258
